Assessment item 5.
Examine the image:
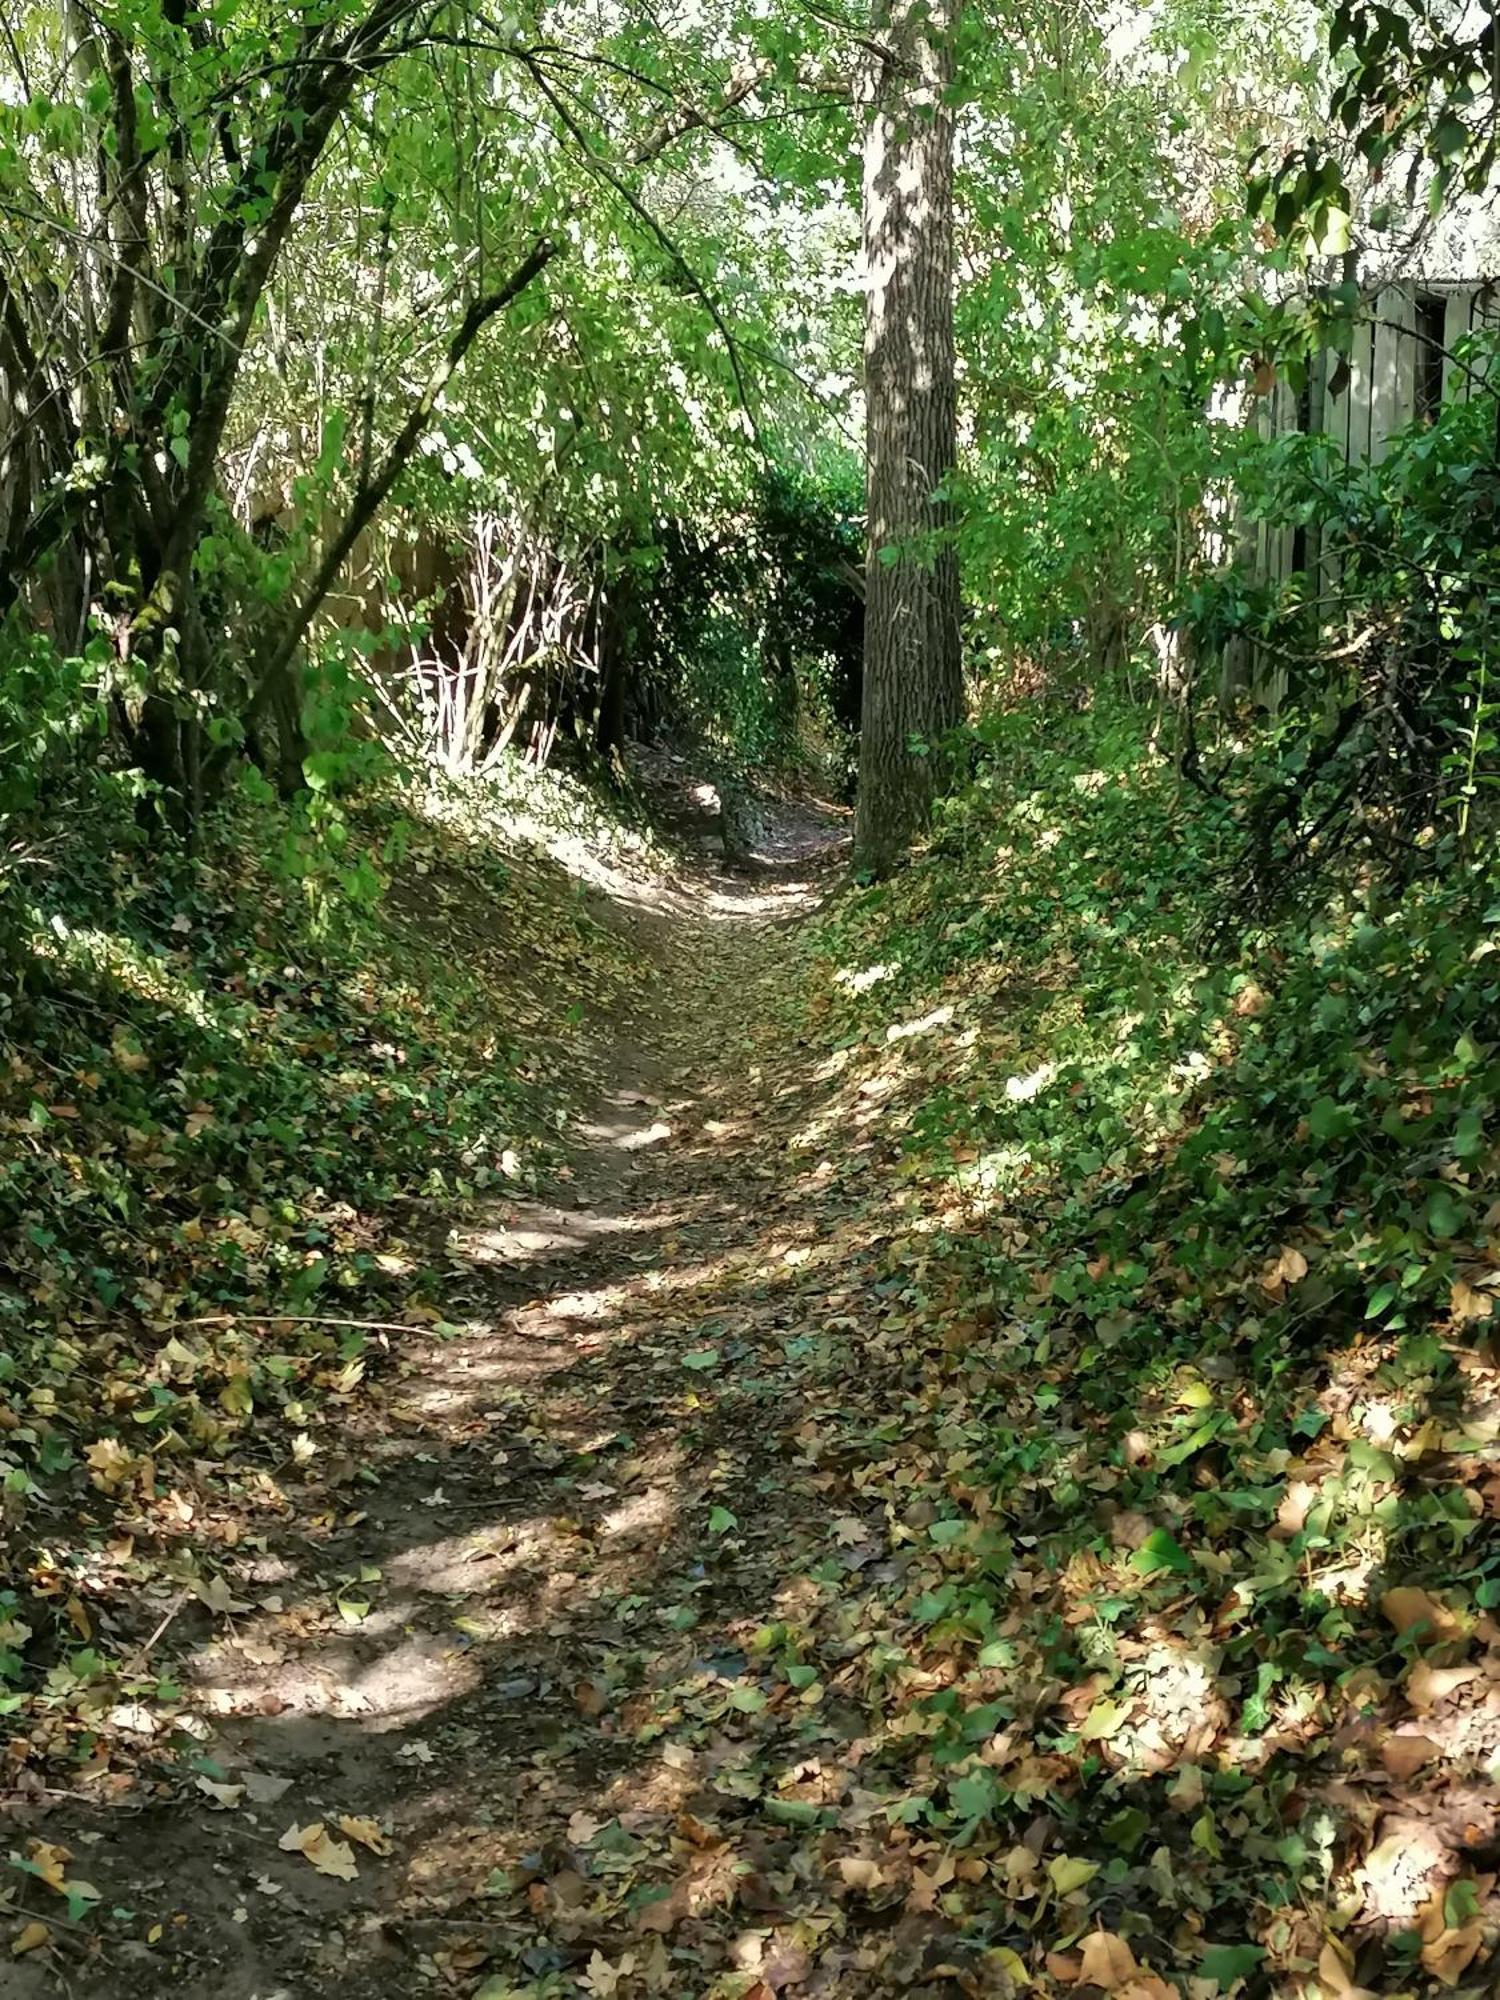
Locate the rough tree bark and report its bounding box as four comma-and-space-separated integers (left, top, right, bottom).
853, 0, 963, 877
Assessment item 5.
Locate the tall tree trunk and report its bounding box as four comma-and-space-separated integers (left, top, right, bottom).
853, 0, 963, 876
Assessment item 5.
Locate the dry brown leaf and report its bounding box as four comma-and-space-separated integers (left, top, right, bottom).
676, 1811, 721, 1849
581, 1949, 627, 1997
1380, 1732, 1441, 1780
195, 1777, 245, 1809
1316, 1936, 1379, 2000
547, 1869, 587, 1910
242, 1770, 292, 1804
1110, 1510, 1151, 1550
1420, 1920, 1485, 1985
1381, 1587, 1463, 1643
1046, 1951, 1084, 1984
336, 1815, 391, 1856
1407, 1661, 1480, 1711
906, 1852, 956, 1913
1358, 1823, 1449, 1922
637, 1880, 690, 1933
1262, 1244, 1308, 1292
1275, 1479, 1317, 1537
838, 1855, 886, 1892
1450, 1278, 1494, 1323
1077, 1930, 1139, 1990
25, 1842, 69, 1893
1167, 1764, 1205, 1811
278, 1820, 359, 1881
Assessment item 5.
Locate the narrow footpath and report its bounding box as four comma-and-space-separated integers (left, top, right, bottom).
21, 793, 935, 2000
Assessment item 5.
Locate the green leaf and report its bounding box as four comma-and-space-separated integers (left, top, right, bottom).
1312, 205, 1351, 255
949, 1768, 1000, 1819
1103, 1805, 1150, 1852
1425, 1187, 1463, 1240
1444, 1878, 1481, 1928
1453, 1109, 1483, 1158
765, 1796, 820, 1826
1199, 1944, 1265, 1990
1307, 1095, 1354, 1141
1131, 1528, 1194, 1575
708, 1505, 737, 1535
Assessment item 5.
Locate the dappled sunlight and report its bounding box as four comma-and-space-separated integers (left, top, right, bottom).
835, 958, 901, 995
14, 738, 1500, 2000
451, 1203, 647, 1265
884, 1002, 955, 1043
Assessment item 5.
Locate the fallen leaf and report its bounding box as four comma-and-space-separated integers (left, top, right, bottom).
1407, 1661, 1480, 1711
1048, 1855, 1100, 1896
1275, 1479, 1316, 1537
1077, 1930, 1139, 1990
10, 1922, 49, 1956
195, 1777, 245, 1809
25, 1842, 68, 1893
582, 1950, 627, 1997
1381, 1732, 1441, 1780
574, 1679, 607, 1716
242, 1770, 293, 1804
838, 1855, 887, 1892
1381, 1587, 1462, 1642
637, 1880, 690, 1933
337, 1815, 391, 1855
279, 1821, 359, 1881
1421, 1920, 1484, 1984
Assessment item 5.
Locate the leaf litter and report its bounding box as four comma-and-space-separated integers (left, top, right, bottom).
3, 758, 1500, 1996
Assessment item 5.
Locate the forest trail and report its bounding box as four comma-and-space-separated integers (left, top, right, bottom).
20, 788, 911, 2000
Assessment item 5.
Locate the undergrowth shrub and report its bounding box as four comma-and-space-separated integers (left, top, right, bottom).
1185, 353, 1500, 912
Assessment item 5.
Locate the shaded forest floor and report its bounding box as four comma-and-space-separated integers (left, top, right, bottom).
8, 777, 919, 1997
7, 728, 1500, 2000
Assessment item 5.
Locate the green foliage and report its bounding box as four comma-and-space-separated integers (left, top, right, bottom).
1185, 344, 1500, 901
630, 466, 864, 778
953, 0, 1317, 701
801, 694, 1500, 1976
0, 630, 109, 823
1253, 0, 1500, 246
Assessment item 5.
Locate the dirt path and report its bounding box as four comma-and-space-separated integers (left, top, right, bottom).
18, 795, 886, 1999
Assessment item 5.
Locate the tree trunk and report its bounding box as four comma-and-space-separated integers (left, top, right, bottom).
853, 0, 963, 877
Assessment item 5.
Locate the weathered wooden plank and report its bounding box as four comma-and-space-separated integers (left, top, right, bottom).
1369, 286, 1406, 461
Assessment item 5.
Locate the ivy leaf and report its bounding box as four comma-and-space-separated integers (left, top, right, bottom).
1130, 1528, 1194, 1575
1200, 1944, 1265, 1990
